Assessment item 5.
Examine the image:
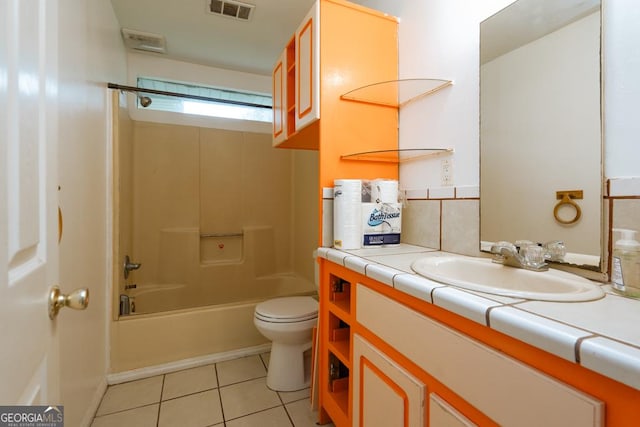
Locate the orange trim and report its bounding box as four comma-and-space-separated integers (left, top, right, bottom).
297, 16, 313, 120
359, 356, 410, 427
272, 61, 284, 138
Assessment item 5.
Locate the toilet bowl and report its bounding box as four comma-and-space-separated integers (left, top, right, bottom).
254, 295, 318, 391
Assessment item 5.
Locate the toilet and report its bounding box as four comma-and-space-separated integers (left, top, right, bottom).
254, 295, 318, 391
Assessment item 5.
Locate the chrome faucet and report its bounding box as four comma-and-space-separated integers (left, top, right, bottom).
123, 255, 142, 279
490, 241, 549, 271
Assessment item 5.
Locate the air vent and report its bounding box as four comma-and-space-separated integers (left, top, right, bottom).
121, 28, 167, 54
208, 0, 255, 21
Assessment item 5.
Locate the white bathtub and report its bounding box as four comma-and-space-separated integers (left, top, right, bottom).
111, 273, 316, 372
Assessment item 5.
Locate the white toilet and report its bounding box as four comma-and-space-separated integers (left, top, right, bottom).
254, 295, 318, 391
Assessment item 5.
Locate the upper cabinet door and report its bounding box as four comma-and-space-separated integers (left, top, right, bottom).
295, 0, 320, 132
272, 49, 286, 146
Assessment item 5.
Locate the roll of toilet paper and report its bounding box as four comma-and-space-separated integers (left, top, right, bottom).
371, 179, 399, 204
333, 179, 362, 250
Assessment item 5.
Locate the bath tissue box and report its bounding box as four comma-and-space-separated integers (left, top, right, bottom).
362, 202, 402, 246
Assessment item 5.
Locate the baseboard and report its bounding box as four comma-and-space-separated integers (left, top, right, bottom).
106, 343, 272, 385
79, 376, 108, 427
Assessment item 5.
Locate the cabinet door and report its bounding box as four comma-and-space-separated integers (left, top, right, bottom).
272, 49, 286, 146
353, 334, 424, 427
429, 394, 477, 427
295, 0, 320, 132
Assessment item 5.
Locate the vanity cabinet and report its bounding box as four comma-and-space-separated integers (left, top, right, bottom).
352, 334, 425, 427
355, 283, 603, 426
429, 394, 476, 427
317, 258, 616, 427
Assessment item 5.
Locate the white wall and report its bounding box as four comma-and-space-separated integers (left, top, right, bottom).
355, 0, 513, 189
360, 0, 640, 186
125, 53, 272, 134
57, 0, 126, 425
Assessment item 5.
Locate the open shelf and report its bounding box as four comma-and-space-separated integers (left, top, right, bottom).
329, 275, 351, 317
341, 78, 452, 108
325, 388, 349, 426
340, 148, 454, 163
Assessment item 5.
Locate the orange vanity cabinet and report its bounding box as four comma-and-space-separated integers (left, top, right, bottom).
318, 258, 640, 427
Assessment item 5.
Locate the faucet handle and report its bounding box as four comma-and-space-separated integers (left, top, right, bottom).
522, 245, 546, 266
491, 241, 517, 253
543, 240, 566, 262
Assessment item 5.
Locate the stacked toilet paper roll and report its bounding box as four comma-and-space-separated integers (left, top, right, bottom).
333, 179, 362, 250
370, 179, 399, 203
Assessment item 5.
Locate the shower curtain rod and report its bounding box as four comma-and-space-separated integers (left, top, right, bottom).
107, 83, 272, 109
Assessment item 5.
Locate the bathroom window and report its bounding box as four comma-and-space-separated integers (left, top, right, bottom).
136, 77, 272, 123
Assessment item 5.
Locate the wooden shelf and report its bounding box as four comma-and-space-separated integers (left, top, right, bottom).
329, 341, 350, 366
329, 275, 351, 317
329, 300, 350, 319
325, 389, 349, 426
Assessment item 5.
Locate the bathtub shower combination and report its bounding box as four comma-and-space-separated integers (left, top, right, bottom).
111, 226, 316, 373
120, 225, 315, 314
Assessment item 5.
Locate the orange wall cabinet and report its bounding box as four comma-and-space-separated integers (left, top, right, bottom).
272, 1, 320, 149
319, 258, 640, 426
295, 2, 320, 134
271, 0, 399, 189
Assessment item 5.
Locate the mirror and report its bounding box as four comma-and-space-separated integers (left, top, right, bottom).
480, 0, 602, 270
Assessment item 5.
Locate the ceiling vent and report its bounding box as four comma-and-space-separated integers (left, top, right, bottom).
208, 0, 255, 21
121, 28, 167, 54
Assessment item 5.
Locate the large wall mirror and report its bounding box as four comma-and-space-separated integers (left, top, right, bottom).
480, 0, 603, 271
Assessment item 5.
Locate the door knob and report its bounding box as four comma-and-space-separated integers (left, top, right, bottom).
48, 286, 89, 319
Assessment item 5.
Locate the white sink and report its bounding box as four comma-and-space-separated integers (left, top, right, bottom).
411, 256, 605, 302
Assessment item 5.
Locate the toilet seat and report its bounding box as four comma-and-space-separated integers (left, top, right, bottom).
254, 296, 318, 323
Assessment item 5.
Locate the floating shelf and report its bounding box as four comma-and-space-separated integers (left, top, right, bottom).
340, 148, 453, 163
340, 78, 452, 107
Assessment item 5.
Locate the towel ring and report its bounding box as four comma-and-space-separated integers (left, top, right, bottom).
554, 190, 583, 225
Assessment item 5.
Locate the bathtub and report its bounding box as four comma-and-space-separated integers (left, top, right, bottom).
110, 273, 316, 373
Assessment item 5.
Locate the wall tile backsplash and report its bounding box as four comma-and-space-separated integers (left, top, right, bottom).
324, 178, 639, 284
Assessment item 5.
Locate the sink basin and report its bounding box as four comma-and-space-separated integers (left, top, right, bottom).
411, 256, 605, 302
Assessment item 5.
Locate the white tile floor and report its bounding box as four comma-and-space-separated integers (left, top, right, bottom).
92, 352, 332, 427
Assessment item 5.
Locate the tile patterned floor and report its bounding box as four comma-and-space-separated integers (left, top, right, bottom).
92, 353, 331, 427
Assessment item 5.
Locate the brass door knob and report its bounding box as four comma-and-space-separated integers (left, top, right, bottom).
48, 286, 89, 319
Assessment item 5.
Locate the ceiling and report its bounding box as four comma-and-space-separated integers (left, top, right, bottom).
110, 0, 319, 76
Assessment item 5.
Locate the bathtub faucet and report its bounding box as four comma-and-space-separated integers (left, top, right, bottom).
123, 255, 142, 279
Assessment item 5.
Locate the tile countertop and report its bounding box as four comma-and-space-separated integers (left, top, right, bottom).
317, 244, 640, 392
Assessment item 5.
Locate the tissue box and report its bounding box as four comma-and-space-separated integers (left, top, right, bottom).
362, 202, 401, 246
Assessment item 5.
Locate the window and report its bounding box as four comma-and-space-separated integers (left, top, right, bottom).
136, 77, 272, 123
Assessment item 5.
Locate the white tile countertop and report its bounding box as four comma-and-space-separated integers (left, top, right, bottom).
317, 243, 640, 392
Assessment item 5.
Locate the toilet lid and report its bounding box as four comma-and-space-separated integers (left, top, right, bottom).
255, 296, 318, 322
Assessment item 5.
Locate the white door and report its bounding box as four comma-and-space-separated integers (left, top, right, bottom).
0, 0, 61, 406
